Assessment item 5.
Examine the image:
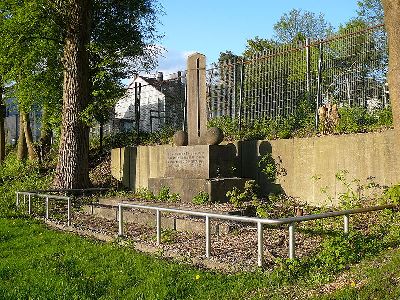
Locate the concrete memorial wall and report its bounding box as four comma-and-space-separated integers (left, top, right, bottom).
110, 52, 400, 206
111, 129, 400, 206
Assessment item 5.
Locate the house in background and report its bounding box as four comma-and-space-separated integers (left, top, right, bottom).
114, 71, 186, 133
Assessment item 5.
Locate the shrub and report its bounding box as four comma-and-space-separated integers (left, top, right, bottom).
0, 152, 52, 217
156, 186, 180, 202
135, 187, 156, 201
192, 191, 210, 205
226, 180, 258, 209
380, 184, 400, 205
258, 152, 277, 182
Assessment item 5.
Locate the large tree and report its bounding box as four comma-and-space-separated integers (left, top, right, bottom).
53, 0, 160, 188
1, 0, 160, 188
358, 0, 384, 25
382, 0, 400, 129
273, 9, 333, 44
0, 0, 64, 161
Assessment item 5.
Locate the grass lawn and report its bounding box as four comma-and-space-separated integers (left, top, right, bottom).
0, 217, 399, 299
0, 217, 273, 300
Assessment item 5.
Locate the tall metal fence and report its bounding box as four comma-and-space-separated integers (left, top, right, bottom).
207, 24, 389, 125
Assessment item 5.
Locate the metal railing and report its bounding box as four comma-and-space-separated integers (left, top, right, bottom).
15, 188, 109, 226
118, 203, 396, 267
16, 191, 73, 226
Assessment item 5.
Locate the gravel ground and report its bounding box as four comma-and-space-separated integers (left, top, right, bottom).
26, 195, 381, 273
61, 208, 324, 272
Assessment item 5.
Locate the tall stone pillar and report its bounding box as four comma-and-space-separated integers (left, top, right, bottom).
186, 53, 207, 145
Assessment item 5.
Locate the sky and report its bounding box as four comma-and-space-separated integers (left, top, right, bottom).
152, 0, 361, 76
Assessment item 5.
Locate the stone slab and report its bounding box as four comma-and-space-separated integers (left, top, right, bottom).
165, 144, 238, 179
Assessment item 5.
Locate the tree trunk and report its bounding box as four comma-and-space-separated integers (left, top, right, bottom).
17, 113, 27, 160
0, 84, 5, 163
21, 112, 37, 161
53, 0, 91, 189
99, 122, 103, 152
39, 107, 53, 160
382, 0, 400, 129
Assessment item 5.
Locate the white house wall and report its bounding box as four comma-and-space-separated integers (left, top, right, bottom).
115, 77, 166, 132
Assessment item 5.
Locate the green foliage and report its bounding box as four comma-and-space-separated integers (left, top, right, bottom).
276, 229, 393, 285
334, 170, 383, 209
258, 153, 277, 182
0, 218, 272, 299
156, 186, 180, 203
139, 126, 176, 146
336, 106, 392, 134
381, 184, 400, 205
192, 191, 210, 205
243, 37, 277, 58
0, 151, 52, 217
357, 0, 384, 25
273, 9, 333, 44
208, 97, 316, 141
135, 187, 156, 201
374, 106, 393, 127
159, 229, 178, 244
207, 116, 241, 141
252, 200, 269, 218
0, 0, 162, 133
315, 232, 377, 273
92, 125, 176, 151
226, 180, 258, 209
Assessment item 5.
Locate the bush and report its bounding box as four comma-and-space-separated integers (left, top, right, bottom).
192, 191, 210, 205
156, 186, 180, 202
135, 187, 156, 201
336, 106, 393, 134
0, 152, 53, 217
381, 184, 400, 205
226, 180, 258, 209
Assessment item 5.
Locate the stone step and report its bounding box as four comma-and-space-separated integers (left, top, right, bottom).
82, 199, 233, 235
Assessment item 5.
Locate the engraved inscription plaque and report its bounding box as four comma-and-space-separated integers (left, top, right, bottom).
165, 146, 209, 178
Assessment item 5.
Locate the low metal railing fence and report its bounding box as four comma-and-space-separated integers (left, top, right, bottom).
15, 188, 109, 226
117, 203, 396, 267
15, 190, 396, 268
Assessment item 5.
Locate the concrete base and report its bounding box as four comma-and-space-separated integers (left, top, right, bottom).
148, 177, 249, 203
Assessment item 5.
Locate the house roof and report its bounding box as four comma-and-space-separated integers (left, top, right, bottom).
128, 75, 184, 99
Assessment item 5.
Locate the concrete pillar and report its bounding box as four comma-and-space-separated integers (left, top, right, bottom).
187, 53, 207, 145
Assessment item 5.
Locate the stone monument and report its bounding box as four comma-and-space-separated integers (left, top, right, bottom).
148, 53, 248, 202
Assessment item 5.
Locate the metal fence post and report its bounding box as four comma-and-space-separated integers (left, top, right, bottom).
289, 222, 296, 259
28, 194, 31, 215
257, 222, 264, 267
305, 38, 311, 97
238, 60, 245, 133
232, 57, 237, 118
344, 214, 349, 234
67, 197, 71, 226
118, 204, 124, 236
16, 192, 19, 208
156, 209, 161, 245
205, 215, 211, 258
45, 197, 49, 219
315, 41, 324, 130
23, 194, 26, 205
